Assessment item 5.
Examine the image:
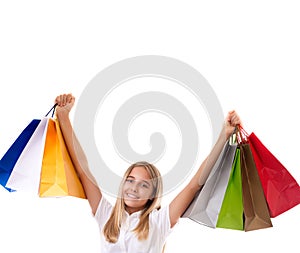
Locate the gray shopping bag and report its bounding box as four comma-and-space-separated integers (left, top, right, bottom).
182, 140, 237, 228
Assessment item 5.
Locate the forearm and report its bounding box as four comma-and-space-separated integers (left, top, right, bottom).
169, 111, 240, 225
170, 126, 228, 225
54, 94, 102, 214
190, 125, 228, 188
56, 110, 98, 186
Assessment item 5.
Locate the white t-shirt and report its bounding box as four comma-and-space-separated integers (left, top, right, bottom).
94, 197, 174, 253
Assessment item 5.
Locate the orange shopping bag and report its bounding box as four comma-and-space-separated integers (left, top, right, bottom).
39, 118, 86, 199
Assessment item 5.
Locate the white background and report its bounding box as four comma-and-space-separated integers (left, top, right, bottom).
0, 1, 299, 252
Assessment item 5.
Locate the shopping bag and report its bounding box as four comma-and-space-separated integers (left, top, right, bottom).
0, 105, 56, 191
5, 117, 49, 193
4, 104, 86, 199
248, 132, 300, 217
216, 147, 244, 230
39, 118, 86, 199
239, 141, 273, 231
0, 119, 40, 191
5, 105, 56, 192
182, 140, 237, 228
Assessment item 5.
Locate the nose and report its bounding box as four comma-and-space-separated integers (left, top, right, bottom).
130, 182, 138, 193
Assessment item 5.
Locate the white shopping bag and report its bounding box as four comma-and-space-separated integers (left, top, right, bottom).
182, 140, 237, 228
6, 117, 49, 193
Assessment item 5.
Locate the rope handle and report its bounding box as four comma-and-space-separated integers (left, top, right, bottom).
236, 124, 249, 144
44, 103, 58, 117
229, 126, 238, 145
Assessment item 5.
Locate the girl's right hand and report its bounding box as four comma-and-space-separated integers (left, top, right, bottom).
55, 93, 75, 116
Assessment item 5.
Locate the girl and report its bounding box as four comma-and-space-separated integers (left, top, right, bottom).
55, 93, 241, 253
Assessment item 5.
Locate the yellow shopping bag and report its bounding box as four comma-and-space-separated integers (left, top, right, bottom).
39, 118, 86, 199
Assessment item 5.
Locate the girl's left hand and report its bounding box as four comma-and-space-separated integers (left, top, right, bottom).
225, 110, 242, 139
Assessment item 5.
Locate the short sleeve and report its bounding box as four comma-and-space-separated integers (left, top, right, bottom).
94, 197, 113, 231
150, 205, 175, 242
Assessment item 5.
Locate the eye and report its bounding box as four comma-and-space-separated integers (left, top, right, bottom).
140, 183, 149, 189
126, 179, 134, 183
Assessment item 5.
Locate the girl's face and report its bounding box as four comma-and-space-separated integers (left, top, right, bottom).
122, 166, 154, 214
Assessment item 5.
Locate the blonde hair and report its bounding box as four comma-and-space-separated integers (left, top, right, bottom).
103, 161, 163, 243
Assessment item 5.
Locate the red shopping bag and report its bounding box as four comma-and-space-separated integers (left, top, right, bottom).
248, 132, 300, 217
239, 126, 300, 217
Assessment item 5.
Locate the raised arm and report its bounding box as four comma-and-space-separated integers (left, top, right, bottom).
169, 110, 241, 228
55, 94, 102, 215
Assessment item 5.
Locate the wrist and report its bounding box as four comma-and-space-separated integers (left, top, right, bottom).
55, 108, 70, 121
220, 124, 228, 141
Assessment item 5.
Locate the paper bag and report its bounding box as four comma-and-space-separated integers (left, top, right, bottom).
240, 143, 272, 231
182, 140, 237, 228
0, 119, 40, 191
249, 132, 300, 217
216, 147, 244, 230
39, 118, 86, 199
5, 117, 49, 193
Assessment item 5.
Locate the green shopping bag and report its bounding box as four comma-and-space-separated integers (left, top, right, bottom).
216, 148, 244, 230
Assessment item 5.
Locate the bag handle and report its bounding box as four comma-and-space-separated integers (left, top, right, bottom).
236, 124, 249, 144
45, 103, 58, 117
229, 126, 238, 145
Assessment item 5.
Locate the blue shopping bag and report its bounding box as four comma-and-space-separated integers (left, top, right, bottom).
0, 120, 40, 191
0, 104, 56, 191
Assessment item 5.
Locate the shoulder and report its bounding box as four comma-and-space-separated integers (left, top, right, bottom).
94, 197, 113, 227
149, 205, 175, 238
149, 205, 170, 223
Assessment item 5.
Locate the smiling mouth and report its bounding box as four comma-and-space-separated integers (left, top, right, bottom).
126, 193, 139, 199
